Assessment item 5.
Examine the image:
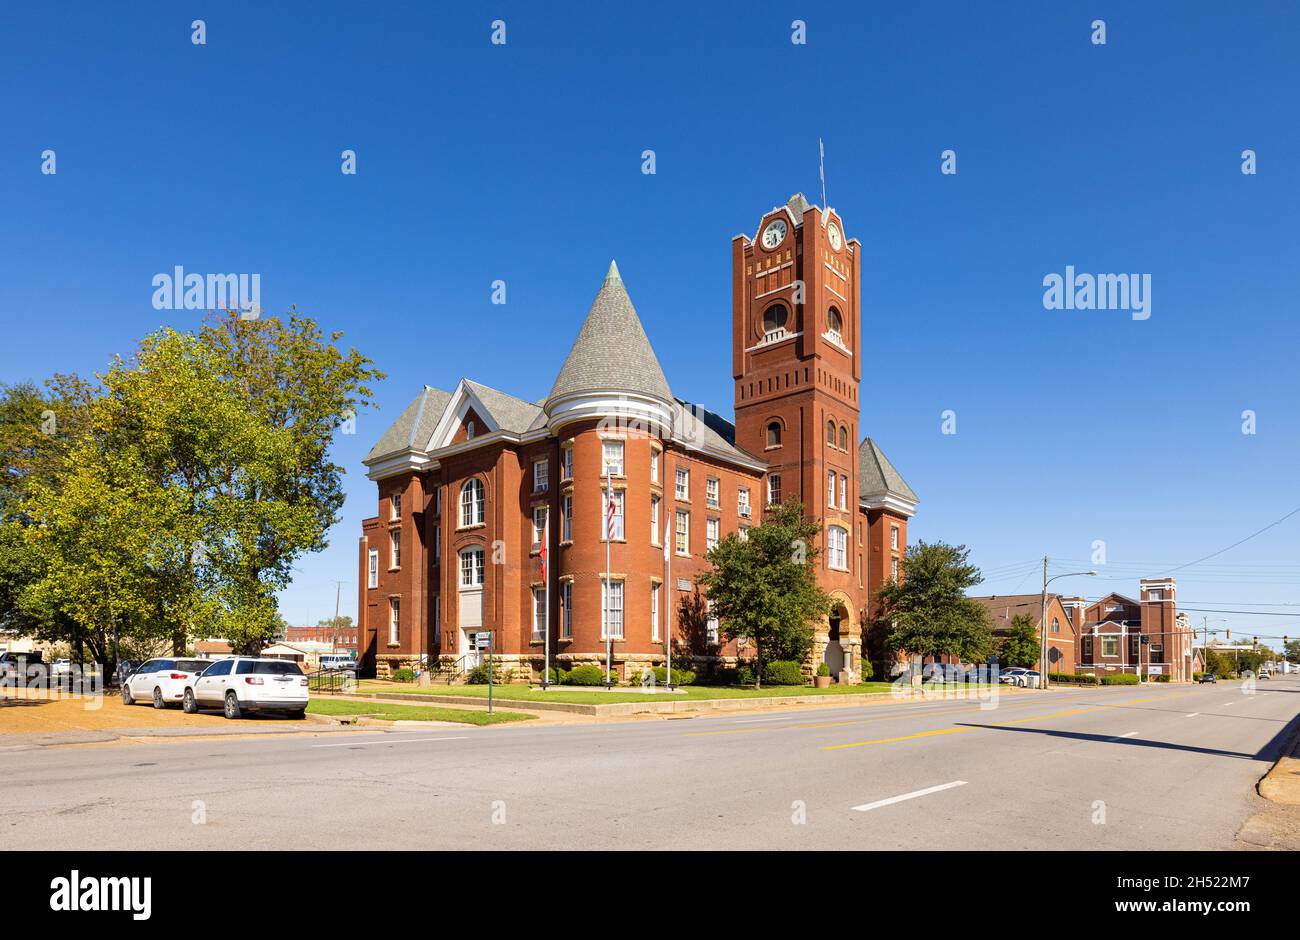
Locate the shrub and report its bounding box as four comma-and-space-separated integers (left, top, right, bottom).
815, 662, 831, 678
467, 663, 513, 685
1047, 672, 1098, 685
390, 667, 416, 683
564, 664, 606, 686
704, 667, 738, 686
1100, 673, 1140, 685
858, 660, 874, 682
735, 664, 755, 687
540, 666, 567, 685
766, 660, 807, 686
1153, 674, 1171, 683
652, 666, 696, 686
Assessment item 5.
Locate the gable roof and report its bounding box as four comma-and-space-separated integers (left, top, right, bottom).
670, 398, 764, 470
546, 261, 673, 406
364, 385, 452, 463
463, 379, 543, 435
858, 437, 918, 504
968, 594, 1063, 632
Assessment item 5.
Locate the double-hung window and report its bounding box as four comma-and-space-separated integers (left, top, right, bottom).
601, 580, 624, 639
675, 467, 689, 500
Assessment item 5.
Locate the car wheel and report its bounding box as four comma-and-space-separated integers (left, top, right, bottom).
290, 709, 307, 720
152, 687, 165, 709
223, 691, 242, 720
182, 689, 198, 714
121, 684, 134, 705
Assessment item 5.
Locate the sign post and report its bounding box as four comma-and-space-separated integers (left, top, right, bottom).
475, 631, 494, 714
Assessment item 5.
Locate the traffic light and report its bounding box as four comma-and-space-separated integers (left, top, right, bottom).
1226, 629, 1231, 641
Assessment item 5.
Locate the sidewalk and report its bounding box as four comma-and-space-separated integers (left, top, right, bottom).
1237, 718, 1300, 850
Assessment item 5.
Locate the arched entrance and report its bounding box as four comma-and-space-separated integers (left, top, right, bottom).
823, 601, 850, 677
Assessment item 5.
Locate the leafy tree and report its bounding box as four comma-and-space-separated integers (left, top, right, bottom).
697, 501, 830, 687
1284, 639, 1300, 665
18, 311, 382, 661
997, 613, 1040, 669
873, 540, 993, 667
317, 615, 354, 630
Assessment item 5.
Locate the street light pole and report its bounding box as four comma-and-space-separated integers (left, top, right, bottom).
1041, 560, 1098, 689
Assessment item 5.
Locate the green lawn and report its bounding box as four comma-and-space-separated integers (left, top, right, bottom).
356, 679, 897, 706
307, 697, 534, 725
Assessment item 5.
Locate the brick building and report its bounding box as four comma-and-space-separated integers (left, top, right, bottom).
968, 593, 1079, 674
357, 195, 917, 681
1074, 579, 1196, 681
284, 625, 358, 653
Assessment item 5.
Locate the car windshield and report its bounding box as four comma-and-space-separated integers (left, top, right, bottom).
252, 661, 303, 676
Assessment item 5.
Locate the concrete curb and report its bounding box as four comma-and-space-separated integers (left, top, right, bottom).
0, 714, 343, 749
1257, 718, 1300, 805
339, 684, 1045, 718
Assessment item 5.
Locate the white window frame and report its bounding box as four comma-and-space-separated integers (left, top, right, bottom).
650, 446, 660, 484
561, 445, 573, 481
706, 477, 719, 508
460, 479, 485, 527
460, 547, 485, 588
891, 557, 899, 580
706, 600, 719, 646
890, 525, 899, 550
533, 459, 549, 493
768, 473, 781, 507
1101, 635, 1119, 657
840, 474, 849, 510
601, 487, 625, 541
390, 493, 401, 520
532, 506, 548, 548
675, 509, 689, 556
532, 586, 545, 639
650, 495, 660, 544
561, 581, 573, 638
601, 579, 624, 640
389, 529, 401, 570
367, 548, 379, 588
651, 583, 660, 643
706, 517, 720, 552
675, 467, 689, 501
389, 598, 400, 645
827, 471, 836, 509
827, 525, 848, 571
562, 494, 572, 542
602, 440, 625, 476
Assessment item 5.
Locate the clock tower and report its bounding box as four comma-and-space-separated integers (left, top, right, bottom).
731, 193, 865, 666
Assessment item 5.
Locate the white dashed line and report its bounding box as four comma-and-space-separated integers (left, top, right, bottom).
1184, 713, 1200, 718
311, 735, 469, 749
852, 780, 967, 812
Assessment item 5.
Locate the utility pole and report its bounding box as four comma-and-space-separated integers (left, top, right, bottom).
329, 579, 346, 652
1040, 556, 1049, 688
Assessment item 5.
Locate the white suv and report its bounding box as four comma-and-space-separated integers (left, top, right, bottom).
122, 658, 212, 708
183, 657, 309, 719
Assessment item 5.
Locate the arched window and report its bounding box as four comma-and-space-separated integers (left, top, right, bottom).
827, 306, 843, 341
839, 425, 848, 450
826, 420, 836, 446
762, 303, 789, 337
459, 479, 485, 527
766, 421, 782, 447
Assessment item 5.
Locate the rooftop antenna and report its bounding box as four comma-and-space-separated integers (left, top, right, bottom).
819, 137, 827, 208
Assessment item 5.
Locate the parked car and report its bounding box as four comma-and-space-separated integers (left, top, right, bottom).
1258, 671, 1270, 680
183, 657, 309, 719
122, 658, 215, 708
1013, 670, 1041, 687
1198, 673, 1217, 684
319, 653, 355, 672
997, 667, 1029, 685
0, 650, 47, 685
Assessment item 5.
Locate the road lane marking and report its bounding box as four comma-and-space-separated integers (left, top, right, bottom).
1223, 702, 1236, 707
311, 735, 469, 749
852, 780, 967, 812
825, 727, 972, 750
732, 716, 797, 724
1106, 731, 1139, 741
1185, 713, 1200, 718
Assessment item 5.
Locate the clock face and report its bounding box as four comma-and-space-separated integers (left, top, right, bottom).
761, 219, 787, 249
827, 223, 842, 251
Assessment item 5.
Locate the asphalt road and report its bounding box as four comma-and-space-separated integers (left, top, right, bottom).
6, 676, 1300, 850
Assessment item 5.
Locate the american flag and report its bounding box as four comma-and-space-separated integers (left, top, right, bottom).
605, 470, 617, 539
539, 513, 549, 582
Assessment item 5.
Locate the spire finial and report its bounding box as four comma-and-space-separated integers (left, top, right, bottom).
604, 259, 622, 284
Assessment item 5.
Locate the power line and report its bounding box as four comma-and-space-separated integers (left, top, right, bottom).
1156, 506, 1300, 576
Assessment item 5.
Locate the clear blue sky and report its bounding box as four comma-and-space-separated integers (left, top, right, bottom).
3, 2, 1297, 642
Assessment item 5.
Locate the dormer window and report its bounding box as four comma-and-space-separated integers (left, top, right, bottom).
762, 303, 789, 340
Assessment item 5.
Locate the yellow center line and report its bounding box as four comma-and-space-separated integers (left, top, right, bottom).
824, 727, 973, 750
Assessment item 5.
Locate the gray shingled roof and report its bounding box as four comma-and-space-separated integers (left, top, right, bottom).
546, 261, 673, 405
858, 437, 919, 504
671, 399, 763, 467
464, 379, 543, 434
364, 385, 452, 462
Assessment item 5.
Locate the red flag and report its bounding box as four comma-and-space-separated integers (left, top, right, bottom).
605, 475, 617, 539
540, 513, 549, 582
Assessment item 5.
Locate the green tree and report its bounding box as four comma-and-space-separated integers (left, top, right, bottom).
873, 540, 994, 668
19, 311, 383, 660
697, 501, 831, 687
1284, 639, 1300, 665
997, 614, 1040, 669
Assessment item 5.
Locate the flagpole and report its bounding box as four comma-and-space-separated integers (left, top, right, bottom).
604, 465, 612, 689
665, 509, 672, 689
543, 513, 550, 690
